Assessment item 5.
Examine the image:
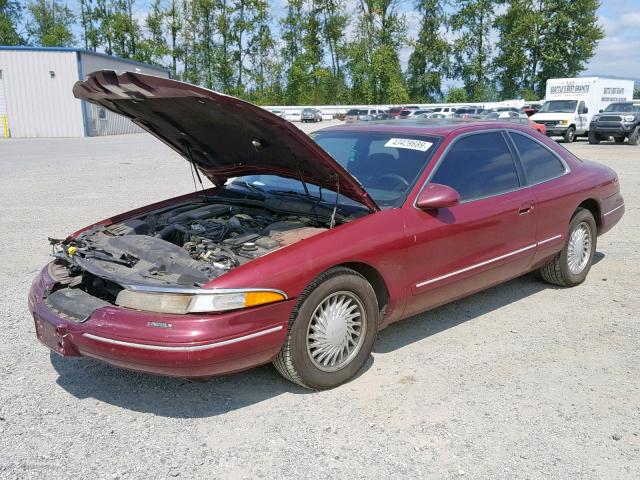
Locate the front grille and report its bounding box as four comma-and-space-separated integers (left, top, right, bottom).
599, 115, 622, 122
534, 120, 558, 127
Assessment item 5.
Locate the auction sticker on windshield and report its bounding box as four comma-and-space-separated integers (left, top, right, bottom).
384, 138, 433, 152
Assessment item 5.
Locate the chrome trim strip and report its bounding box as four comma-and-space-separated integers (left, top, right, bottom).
82, 325, 284, 352
604, 203, 624, 217
537, 234, 563, 246
415, 234, 564, 288
121, 284, 288, 299
415, 243, 537, 288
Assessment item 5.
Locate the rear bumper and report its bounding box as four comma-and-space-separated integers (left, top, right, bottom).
28, 264, 293, 378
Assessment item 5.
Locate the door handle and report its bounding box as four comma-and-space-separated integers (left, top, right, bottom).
518, 203, 534, 215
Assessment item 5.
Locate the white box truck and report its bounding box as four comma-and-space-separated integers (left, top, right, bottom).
531, 77, 635, 142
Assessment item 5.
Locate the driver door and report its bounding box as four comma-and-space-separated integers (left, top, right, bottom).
402, 130, 538, 317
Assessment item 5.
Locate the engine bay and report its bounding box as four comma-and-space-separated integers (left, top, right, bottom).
53, 201, 330, 293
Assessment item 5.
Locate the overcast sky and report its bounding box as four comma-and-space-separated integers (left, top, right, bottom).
122, 0, 639, 80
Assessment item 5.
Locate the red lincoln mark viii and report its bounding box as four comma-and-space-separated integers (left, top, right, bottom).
29, 71, 625, 389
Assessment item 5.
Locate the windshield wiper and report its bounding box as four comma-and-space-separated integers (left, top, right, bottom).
229, 181, 267, 194
268, 189, 324, 202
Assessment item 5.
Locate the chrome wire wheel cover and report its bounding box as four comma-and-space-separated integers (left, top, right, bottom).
306, 291, 366, 372
567, 222, 592, 274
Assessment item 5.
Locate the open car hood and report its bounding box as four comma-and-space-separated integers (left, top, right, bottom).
73, 71, 379, 212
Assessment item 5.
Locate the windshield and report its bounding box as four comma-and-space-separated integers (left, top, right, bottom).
539, 100, 578, 113
603, 103, 640, 113
226, 131, 441, 209
346, 109, 359, 115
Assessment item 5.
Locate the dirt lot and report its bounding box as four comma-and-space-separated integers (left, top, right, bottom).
0, 121, 638, 479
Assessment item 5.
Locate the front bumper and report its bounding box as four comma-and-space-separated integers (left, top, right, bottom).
28, 263, 292, 378
592, 124, 635, 136
545, 127, 568, 136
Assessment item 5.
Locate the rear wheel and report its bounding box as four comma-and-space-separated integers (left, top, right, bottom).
273, 267, 378, 389
563, 126, 576, 143
628, 127, 639, 146
588, 130, 600, 144
540, 208, 597, 287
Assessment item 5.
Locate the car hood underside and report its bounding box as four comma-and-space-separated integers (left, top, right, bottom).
73, 70, 378, 212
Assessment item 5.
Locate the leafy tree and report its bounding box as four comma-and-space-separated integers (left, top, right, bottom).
281, 0, 304, 70
347, 0, 409, 104
634, 86, 640, 99
1, 0, 24, 45
246, 0, 282, 103
79, 0, 99, 50
137, 0, 168, 65
318, 0, 348, 103
407, 0, 449, 101
494, 0, 603, 99
445, 86, 468, 102
26, 0, 75, 47
450, 0, 496, 101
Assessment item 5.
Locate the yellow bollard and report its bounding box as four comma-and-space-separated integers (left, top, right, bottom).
2, 115, 8, 138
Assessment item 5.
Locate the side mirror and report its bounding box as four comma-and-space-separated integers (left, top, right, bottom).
416, 183, 461, 211
599, 109, 603, 113
582, 107, 589, 114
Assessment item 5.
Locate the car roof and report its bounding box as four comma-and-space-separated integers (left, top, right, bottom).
319, 119, 529, 137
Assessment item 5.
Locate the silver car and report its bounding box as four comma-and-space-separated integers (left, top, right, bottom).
301, 108, 322, 123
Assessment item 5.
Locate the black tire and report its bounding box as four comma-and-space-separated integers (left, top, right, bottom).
588, 130, 600, 144
614, 137, 625, 143
273, 267, 378, 389
628, 127, 639, 146
540, 208, 597, 287
563, 126, 576, 143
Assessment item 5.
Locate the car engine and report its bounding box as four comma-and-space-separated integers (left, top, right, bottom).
56, 202, 328, 290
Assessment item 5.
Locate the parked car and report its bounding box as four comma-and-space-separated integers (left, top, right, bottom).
344, 108, 387, 123
431, 106, 458, 117
398, 109, 433, 119
386, 107, 404, 118
588, 102, 640, 145
301, 108, 322, 123
267, 109, 285, 118
528, 118, 547, 135
419, 112, 448, 119
482, 110, 529, 124
453, 107, 485, 119
31, 71, 624, 389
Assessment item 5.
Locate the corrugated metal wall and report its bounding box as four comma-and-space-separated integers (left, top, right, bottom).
0, 50, 85, 137
80, 52, 169, 137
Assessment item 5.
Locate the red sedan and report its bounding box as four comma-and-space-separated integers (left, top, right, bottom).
29, 72, 625, 389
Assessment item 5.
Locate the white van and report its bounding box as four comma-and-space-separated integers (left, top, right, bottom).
531, 77, 635, 143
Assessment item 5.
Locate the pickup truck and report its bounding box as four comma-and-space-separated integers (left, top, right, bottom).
589, 102, 640, 145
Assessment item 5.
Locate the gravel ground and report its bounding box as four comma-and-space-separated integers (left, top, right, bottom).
0, 120, 638, 479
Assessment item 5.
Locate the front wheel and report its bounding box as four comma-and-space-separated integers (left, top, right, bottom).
588, 130, 600, 144
540, 208, 597, 287
563, 126, 576, 143
273, 267, 378, 389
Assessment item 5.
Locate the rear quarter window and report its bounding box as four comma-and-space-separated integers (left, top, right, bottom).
509, 132, 566, 184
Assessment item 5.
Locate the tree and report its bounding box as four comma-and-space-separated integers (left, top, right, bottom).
494, 0, 603, 99
137, 0, 168, 65
450, 0, 496, 101
318, 0, 348, 103
406, 0, 449, 101
79, 0, 99, 50
445, 86, 468, 102
634, 86, 640, 99
346, 0, 409, 104
26, 0, 75, 47
1, 0, 24, 45
246, 0, 282, 103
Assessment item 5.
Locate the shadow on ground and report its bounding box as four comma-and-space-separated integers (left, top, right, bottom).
51, 253, 605, 417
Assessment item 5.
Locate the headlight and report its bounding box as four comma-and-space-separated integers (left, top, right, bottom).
559, 120, 568, 126
622, 115, 635, 122
590, 116, 599, 123
115, 289, 286, 314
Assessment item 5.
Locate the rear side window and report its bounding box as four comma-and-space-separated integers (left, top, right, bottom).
509, 132, 566, 184
431, 131, 520, 201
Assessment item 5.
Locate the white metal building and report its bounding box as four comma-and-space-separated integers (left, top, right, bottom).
0, 47, 169, 138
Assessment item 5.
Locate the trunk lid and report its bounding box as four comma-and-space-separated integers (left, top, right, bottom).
73, 70, 379, 212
